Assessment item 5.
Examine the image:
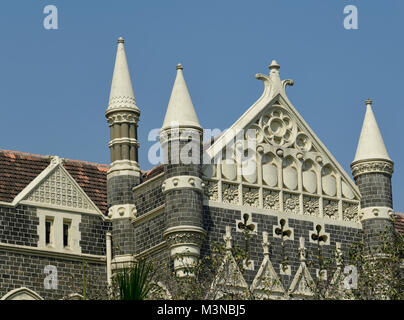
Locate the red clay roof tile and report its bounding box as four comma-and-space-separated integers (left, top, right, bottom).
0, 149, 108, 215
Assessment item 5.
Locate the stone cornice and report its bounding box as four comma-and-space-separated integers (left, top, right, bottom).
162, 176, 204, 194
131, 205, 164, 226
351, 159, 394, 178
163, 226, 206, 247
0, 242, 106, 263
106, 108, 140, 125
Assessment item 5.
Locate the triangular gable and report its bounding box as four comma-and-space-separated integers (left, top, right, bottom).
14, 156, 102, 215
250, 255, 286, 299
288, 238, 315, 299
288, 262, 315, 299
202, 63, 360, 223
206, 227, 249, 299
206, 250, 249, 300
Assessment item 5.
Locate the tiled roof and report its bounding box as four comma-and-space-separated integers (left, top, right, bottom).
0, 149, 108, 214
141, 164, 164, 182
0, 150, 50, 203
394, 212, 404, 235
63, 159, 108, 215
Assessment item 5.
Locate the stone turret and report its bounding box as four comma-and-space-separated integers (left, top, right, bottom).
351, 99, 394, 248
159, 64, 206, 277
106, 37, 139, 264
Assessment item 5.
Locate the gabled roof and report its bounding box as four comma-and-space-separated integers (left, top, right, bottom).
0, 149, 108, 214
205, 61, 360, 197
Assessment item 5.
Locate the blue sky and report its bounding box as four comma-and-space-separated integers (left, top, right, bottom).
0, 1, 403, 210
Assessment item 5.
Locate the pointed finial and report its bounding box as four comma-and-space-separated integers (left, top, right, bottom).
365, 98, 372, 106
117, 37, 124, 44
269, 59, 280, 70
224, 226, 232, 251
176, 63, 184, 70
262, 232, 270, 256
298, 237, 306, 262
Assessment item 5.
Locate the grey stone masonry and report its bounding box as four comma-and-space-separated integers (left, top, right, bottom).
79, 214, 112, 256
0, 205, 39, 247
202, 205, 362, 289
133, 212, 166, 255
162, 134, 204, 231
165, 189, 203, 229
107, 174, 138, 206
112, 219, 134, 256
355, 173, 393, 208
361, 218, 395, 250
134, 176, 164, 217
0, 250, 107, 299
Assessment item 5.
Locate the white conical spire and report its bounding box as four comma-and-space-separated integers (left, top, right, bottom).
107, 37, 139, 113
162, 64, 201, 131
353, 99, 391, 163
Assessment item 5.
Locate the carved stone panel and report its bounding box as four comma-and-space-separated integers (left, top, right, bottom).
222, 183, 239, 205
283, 192, 300, 214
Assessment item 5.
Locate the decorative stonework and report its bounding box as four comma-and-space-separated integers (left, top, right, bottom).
303, 196, 319, 217
108, 204, 137, 220
342, 202, 359, 222
249, 106, 298, 148
164, 231, 206, 247
351, 160, 394, 178
288, 238, 315, 298
106, 110, 139, 125
263, 190, 280, 210
283, 193, 299, 214
25, 166, 97, 212
162, 176, 203, 194
251, 232, 286, 299
203, 181, 218, 201
323, 199, 338, 220
222, 184, 239, 205
243, 187, 259, 207
107, 96, 139, 113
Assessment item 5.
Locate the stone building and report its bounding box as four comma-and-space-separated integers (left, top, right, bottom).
0, 38, 402, 300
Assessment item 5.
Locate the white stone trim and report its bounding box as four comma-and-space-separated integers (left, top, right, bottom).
205, 73, 360, 199
235, 212, 258, 235
351, 159, 394, 178
1, 287, 44, 300
107, 204, 136, 220
162, 176, 203, 194
205, 200, 362, 229
309, 223, 331, 246
163, 225, 206, 239
107, 160, 140, 178
134, 241, 167, 260
0, 242, 105, 263
131, 205, 164, 226
360, 206, 394, 222
108, 137, 139, 147
272, 217, 294, 241
37, 208, 82, 254
8, 157, 105, 219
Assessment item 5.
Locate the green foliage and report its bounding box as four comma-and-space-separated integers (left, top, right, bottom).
114, 259, 155, 300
